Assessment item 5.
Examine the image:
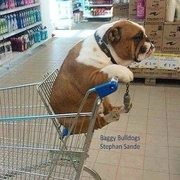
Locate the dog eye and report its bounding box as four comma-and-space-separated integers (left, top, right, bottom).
132, 33, 143, 42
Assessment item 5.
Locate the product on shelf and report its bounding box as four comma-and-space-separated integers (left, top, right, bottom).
0, 0, 48, 68
175, 0, 180, 21
35, 26, 48, 42
0, 0, 45, 51
0, 43, 5, 57
4, 40, 11, 53
11, 36, 26, 51
136, 0, 145, 19
90, 8, 106, 16
0, 0, 8, 11
16, 9, 41, 28
129, 0, 166, 22
0, 40, 12, 58
0, 18, 8, 35
73, 11, 83, 22
10, 25, 47, 52
0, 0, 38, 11
2, 8, 41, 33
86, 0, 112, 5
84, 0, 113, 19
166, 0, 176, 22
7, 0, 16, 9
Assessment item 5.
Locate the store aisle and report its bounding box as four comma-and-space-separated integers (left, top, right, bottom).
0, 30, 180, 180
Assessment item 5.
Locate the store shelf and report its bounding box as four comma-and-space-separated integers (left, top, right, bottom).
128, 51, 180, 83
0, 38, 49, 67
73, 7, 80, 12
83, 7, 113, 19
0, 0, 47, 69
83, 14, 112, 18
0, 3, 40, 15
130, 68, 180, 80
83, 0, 113, 20
84, 4, 112, 7
0, 22, 42, 41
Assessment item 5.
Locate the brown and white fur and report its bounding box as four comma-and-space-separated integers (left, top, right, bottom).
50, 20, 155, 134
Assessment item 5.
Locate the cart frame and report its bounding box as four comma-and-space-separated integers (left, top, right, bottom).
0, 69, 118, 179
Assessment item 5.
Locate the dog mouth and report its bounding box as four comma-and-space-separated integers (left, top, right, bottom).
145, 44, 155, 58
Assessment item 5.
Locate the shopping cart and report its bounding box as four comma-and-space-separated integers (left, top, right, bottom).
0, 69, 119, 180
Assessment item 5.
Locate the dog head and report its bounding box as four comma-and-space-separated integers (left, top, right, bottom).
97, 20, 155, 66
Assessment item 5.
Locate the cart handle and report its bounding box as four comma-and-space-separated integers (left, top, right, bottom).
92, 77, 118, 98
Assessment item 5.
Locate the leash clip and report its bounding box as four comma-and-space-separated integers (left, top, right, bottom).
123, 83, 132, 112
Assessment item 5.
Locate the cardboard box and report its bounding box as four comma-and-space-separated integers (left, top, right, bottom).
129, 19, 144, 26
145, 0, 166, 22
129, 0, 137, 19
162, 23, 180, 52
144, 22, 163, 52
113, 3, 129, 17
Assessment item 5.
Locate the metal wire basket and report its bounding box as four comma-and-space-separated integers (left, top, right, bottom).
0, 69, 118, 180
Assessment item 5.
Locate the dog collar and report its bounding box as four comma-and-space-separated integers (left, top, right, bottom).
94, 31, 117, 64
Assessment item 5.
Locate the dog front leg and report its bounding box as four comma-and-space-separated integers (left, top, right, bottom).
100, 64, 134, 83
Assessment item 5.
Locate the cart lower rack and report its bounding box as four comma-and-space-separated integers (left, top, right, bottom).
0, 69, 118, 180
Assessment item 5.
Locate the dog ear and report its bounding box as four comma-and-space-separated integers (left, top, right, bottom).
103, 27, 121, 44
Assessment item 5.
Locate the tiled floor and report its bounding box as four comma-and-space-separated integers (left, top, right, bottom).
0, 27, 180, 180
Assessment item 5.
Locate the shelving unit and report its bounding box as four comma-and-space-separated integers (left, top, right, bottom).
0, 38, 48, 67
0, 3, 40, 16
54, 0, 74, 30
0, 1, 48, 68
0, 21, 42, 41
51, 0, 83, 30
83, 0, 113, 20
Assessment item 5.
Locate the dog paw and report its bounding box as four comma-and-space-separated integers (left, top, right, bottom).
101, 65, 134, 83
118, 66, 134, 83
104, 106, 122, 123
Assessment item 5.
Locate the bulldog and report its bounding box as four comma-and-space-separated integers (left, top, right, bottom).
50, 19, 155, 134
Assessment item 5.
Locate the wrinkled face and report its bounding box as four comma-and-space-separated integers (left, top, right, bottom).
103, 20, 155, 65
132, 30, 154, 62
